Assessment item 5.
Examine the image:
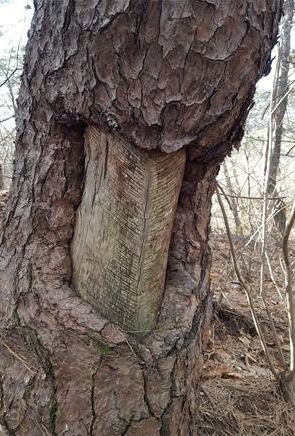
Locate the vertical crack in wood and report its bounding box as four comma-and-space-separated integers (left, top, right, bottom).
135, 158, 152, 317
71, 126, 186, 332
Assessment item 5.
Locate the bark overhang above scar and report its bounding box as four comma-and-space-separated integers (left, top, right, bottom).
71, 126, 186, 332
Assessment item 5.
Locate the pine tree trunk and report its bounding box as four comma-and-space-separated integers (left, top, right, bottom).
0, 1, 281, 434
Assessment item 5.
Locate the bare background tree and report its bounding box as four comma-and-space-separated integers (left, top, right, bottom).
0, 1, 32, 188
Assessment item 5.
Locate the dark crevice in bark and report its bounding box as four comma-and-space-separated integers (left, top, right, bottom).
0, 377, 10, 436
121, 420, 134, 436
21, 371, 37, 401
142, 372, 157, 419
0, 375, 3, 412
1, 418, 15, 436
0, 368, 18, 435
183, 292, 212, 351
159, 361, 177, 434
63, 0, 75, 32
89, 367, 99, 436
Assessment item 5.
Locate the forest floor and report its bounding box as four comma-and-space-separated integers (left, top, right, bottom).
198, 232, 295, 435
1, 190, 294, 434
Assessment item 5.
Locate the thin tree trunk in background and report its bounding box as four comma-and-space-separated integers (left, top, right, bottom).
223, 161, 243, 235
269, 0, 294, 195
268, 0, 294, 235
0, 1, 281, 434
244, 149, 255, 234
0, 163, 3, 190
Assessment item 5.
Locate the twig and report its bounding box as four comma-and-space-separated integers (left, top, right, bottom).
0, 115, 15, 124
260, 88, 274, 298
265, 251, 284, 300
239, 203, 288, 259
271, 81, 295, 116
0, 67, 19, 88
0, 336, 38, 374
114, 327, 145, 364
218, 191, 285, 201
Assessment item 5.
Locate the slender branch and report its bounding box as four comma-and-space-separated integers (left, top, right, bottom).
260, 90, 274, 297
216, 183, 234, 211
271, 81, 295, 115
0, 67, 19, 88
265, 251, 284, 300
218, 191, 285, 201
0, 115, 15, 124
282, 195, 295, 378
0, 335, 38, 374
238, 200, 288, 259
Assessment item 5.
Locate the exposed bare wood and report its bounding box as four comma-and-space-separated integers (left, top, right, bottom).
72, 127, 185, 331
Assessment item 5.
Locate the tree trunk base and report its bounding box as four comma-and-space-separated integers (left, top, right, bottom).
0, 130, 217, 434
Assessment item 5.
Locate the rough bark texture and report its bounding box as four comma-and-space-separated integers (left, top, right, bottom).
0, 1, 281, 435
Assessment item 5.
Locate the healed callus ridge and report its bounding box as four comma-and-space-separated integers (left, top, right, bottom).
0, 1, 282, 435
20, 0, 281, 155
72, 126, 185, 331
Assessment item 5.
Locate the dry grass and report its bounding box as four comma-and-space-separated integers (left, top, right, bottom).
198, 377, 295, 435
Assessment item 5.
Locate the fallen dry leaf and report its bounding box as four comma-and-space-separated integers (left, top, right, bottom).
203, 364, 243, 380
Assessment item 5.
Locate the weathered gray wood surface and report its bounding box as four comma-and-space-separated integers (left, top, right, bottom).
72, 126, 185, 331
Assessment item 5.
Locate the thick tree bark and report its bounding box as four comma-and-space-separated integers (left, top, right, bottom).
0, 1, 281, 435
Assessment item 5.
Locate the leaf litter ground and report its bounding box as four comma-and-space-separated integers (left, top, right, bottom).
198, 233, 295, 435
